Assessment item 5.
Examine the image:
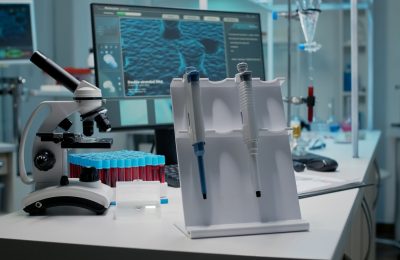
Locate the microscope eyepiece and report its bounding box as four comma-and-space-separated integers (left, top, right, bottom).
30, 51, 80, 93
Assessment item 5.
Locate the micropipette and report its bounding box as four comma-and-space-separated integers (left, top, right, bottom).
235, 62, 262, 198
184, 67, 207, 200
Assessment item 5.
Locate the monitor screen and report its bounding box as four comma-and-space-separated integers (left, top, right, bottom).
91, 4, 265, 130
0, 0, 36, 64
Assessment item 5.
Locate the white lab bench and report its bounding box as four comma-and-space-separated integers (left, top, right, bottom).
0, 131, 380, 260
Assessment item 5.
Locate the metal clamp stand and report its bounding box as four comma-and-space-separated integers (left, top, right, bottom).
0, 77, 26, 144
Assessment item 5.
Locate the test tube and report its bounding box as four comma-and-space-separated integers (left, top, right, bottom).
110, 158, 118, 187
94, 159, 103, 182
68, 154, 75, 178
73, 155, 79, 178
132, 157, 139, 180
145, 155, 152, 181
102, 158, 110, 185
152, 156, 159, 182
138, 156, 146, 180
158, 155, 166, 183
78, 156, 85, 178
117, 158, 125, 182
125, 156, 133, 181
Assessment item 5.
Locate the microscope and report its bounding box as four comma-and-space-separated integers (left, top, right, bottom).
19, 51, 113, 215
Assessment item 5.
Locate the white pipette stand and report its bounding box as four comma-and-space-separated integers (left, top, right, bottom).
170, 75, 309, 239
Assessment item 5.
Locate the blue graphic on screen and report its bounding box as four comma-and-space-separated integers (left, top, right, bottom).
120, 19, 226, 97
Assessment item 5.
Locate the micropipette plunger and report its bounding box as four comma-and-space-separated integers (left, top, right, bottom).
235, 62, 262, 198
184, 67, 207, 200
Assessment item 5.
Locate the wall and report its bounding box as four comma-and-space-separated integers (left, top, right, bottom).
374, 0, 400, 224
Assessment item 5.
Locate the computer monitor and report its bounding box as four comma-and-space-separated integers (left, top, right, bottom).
91, 4, 265, 163
0, 0, 36, 64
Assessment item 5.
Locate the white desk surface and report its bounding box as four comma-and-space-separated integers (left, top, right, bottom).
0, 131, 381, 260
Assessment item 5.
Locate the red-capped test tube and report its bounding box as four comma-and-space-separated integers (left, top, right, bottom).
125, 157, 133, 181
110, 159, 118, 187
145, 155, 153, 181
152, 156, 159, 181
102, 158, 110, 185
138, 156, 146, 180
94, 159, 103, 182
117, 158, 125, 182
132, 157, 139, 180
158, 155, 166, 183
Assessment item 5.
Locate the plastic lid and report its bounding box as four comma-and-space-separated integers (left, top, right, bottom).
80, 158, 88, 167
138, 157, 145, 167
117, 159, 125, 168
145, 156, 153, 166
110, 159, 118, 168
130, 157, 138, 167
152, 156, 158, 166
68, 154, 76, 164
158, 155, 166, 165
160, 197, 169, 204
125, 158, 132, 168
103, 159, 111, 169
93, 159, 103, 169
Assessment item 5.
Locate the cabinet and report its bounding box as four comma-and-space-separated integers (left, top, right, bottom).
0, 153, 9, 212
0, 144, 15, 213
0, 143, 33, 213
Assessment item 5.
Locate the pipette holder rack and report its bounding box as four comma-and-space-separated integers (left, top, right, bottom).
170, 77, 309, 239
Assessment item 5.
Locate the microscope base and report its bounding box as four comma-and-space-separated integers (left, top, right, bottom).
22, 179, 113, 215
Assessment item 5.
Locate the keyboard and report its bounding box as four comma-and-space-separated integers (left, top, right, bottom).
165, 164, 180, 188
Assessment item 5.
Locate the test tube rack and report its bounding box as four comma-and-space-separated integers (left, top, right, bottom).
170, 77, 309, 239
68, 150, 166, 188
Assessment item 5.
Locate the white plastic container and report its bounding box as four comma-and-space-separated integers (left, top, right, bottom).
114, 181, 161, 220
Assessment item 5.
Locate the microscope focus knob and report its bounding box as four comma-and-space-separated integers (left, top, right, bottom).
34, 150, 56, 171
79, 167, 99, 182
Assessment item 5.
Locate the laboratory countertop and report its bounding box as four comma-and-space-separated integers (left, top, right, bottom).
0, 131, 381, 260
0, 143, 16, 153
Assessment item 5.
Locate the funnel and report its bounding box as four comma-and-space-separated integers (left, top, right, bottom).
297, 0, 322, 52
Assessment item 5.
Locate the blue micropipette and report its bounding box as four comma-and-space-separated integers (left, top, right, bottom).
235, 62, 262, 198
184, 67, 207, 199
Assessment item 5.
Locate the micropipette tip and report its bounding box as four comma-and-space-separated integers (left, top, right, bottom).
256, 191, 261, 197
193, 142, 207, 200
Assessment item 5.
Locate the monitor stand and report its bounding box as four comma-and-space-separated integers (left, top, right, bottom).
154, 127, 177, 165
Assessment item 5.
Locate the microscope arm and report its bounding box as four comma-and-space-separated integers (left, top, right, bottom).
19, 101, 79, 184
37, 101, 79, 133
